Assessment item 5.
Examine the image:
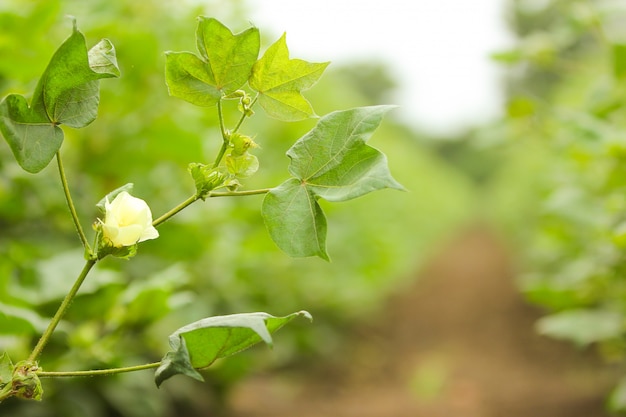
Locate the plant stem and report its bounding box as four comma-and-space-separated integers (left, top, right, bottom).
57, 151, 92, 255
28, 259, 97, 363
213, 100, 230, 168
232, 95, 258, 134
209, 188, 270, 198
37, 362, 161, 378
152, 194, 198, 228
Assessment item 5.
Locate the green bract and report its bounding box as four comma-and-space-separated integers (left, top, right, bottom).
0, 19, 119, 173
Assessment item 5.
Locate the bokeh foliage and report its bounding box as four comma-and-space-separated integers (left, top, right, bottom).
0, 1, 473, 415
467, 0, 626, 411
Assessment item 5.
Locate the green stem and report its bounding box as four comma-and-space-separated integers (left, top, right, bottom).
28, 259, 97, 363
232, 95, 258, 134
209, 188, 270, 198
37, 362, 161, 378
212, 100, 230, 168
152, 194, 198, 228
57, 151, 92, 255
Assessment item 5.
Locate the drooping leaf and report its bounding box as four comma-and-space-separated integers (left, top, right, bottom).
165, 17, 260, 106
155, 311, 311, 387
249, 34, 329, 121
0, 19, 119, 173
262, 106, 404, 259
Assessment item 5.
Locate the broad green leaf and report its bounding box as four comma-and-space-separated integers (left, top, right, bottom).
249, 34, 329, 121
165, 52, 222, 106
0, 20, 119, 173
536, 309, 624, 347
262, 179, 328, 260
155, 311, 311, 387
165, 17, 260, 106
262, 106, 403, 259
0, 94, 63, 173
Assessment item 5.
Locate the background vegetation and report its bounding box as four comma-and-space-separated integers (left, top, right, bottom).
6, 0, 626, 415
0, 0, 473, 415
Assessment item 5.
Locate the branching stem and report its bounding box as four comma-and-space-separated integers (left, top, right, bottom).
152, 194, 199, 227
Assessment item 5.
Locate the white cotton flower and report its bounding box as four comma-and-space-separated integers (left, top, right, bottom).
101, 191, 159, 247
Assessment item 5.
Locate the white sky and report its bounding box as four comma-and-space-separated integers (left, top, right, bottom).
246, 0, 513, 135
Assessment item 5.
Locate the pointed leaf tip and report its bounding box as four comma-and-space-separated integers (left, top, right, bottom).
250, 33, 329, 121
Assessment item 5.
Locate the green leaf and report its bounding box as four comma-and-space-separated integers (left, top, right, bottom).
0, 94, 63, 173
165, 17, 260, 106
536, 309, 624, 347
262, 106, 404, 259
0, 353, 12, 383
0, 353, 14, 403
262, 178, 329, 260
31, 20, 120, 127
249, 34, 329, 121
0, 20, 119, 173
155, 311, 311, 387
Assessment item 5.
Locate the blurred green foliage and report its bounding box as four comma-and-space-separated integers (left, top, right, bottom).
463, 0, 626, 411
0, 0, 473, 415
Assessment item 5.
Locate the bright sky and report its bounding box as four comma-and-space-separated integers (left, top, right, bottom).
246, 0, 513, 135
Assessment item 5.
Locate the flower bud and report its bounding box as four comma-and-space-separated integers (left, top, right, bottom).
101, 191, 159, 247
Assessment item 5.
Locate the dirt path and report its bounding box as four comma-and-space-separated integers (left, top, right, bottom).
228, 226, 619, 417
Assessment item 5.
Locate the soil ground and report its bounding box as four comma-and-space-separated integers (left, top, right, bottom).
228, 225, 621, 417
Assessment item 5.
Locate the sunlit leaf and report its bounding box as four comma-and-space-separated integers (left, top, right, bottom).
262, 106, 403, 259
249, 34, 328, 121
155, 311, 311, 387
165, 17, 259, 106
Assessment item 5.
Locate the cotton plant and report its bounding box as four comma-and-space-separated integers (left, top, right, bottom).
0, 17, 402, 402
